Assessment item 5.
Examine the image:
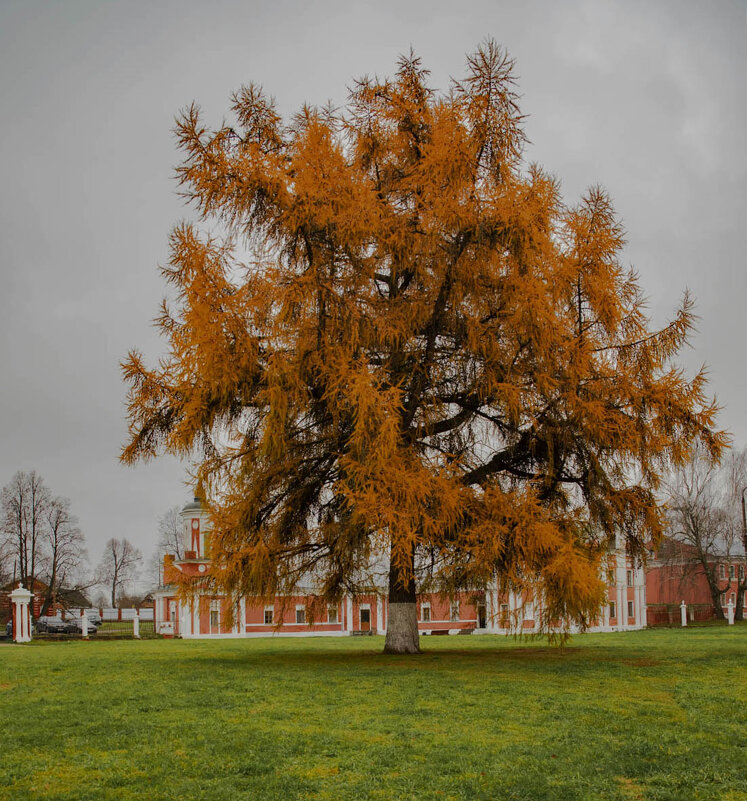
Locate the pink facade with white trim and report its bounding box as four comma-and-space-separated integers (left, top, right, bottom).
154, 496, 647, 638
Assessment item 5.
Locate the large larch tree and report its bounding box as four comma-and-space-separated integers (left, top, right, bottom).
122, 42, 725, 653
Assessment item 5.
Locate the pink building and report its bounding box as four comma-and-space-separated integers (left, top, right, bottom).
645, 538, 746, 624
154, 494, 647, 638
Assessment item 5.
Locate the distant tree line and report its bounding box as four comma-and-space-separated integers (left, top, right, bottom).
0, 470, 88, 615
1, 470, 145, 613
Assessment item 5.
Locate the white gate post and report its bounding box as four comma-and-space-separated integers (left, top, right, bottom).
133, 610, 140, 638
81, 609, 88, 638
680, 600, 687, 627
727, 600, 735, 626
10, 584, 33, 643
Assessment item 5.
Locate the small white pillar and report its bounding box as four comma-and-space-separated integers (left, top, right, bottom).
345, 595, 353, 633
133, 610, 140, 638
376, 595, 384, 635
80, 609, 88, 638
10, 584, 33, 643
680, 600, 687, 627
727, 600, 735, 626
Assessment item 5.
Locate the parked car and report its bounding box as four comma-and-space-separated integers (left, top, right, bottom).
66, 608, 102, 627
84, 609, 102, 627
5, 620, 36, 637
35, 615, 68, 634
64, 617, 97, 635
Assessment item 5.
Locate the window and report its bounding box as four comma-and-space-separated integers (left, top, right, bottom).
729, 564, 735, 579
627, 600, 634, 618
264, 607, 273, 625
719, 564, 726, 579
626, 570, 633, 587
210, 599, 219, 630
327, 606, 338, 624
606, 568, 615, 585
740, 565, 744, 580
500, 603, 509, 625
609, 602, 616, 619
450, 601, 460, 621
719, 593, 726, 607
421, 604, 431, 622
295, 606, 306, 624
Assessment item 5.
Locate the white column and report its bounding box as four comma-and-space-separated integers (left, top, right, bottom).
346, 595, 353, 633
637, 576, 645, 628
616, 558, 626, 631
240, 597, 247, 637
81, 609, 88, 638
133, 610, 140, 638
10, 585, 33, 643
615, 585, 623, 630
179, 603, 189, 636
727, 600, 735, 625
376, 595, 384, 635
680, 600, 687, 627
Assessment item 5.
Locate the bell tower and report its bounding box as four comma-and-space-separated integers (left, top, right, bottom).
180, 482, 209, 560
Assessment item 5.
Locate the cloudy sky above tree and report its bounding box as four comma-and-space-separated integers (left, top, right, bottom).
0, 0, 744, 570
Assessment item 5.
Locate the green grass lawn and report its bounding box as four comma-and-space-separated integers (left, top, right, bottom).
1, 627, 745, 801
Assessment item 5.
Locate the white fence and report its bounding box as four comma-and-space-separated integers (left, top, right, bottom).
97, 607, 154, 621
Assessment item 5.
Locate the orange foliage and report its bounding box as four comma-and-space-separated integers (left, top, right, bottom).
122, 41, 725, 632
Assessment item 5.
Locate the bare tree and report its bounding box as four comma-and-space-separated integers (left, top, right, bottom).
723, 448, 747, 620
665, 446, 742, 620
97, 538, 143, 607
91, 590, 108, 609
0, 536, 14, 587
148, 506, 183, 587
39, 497, 88, 616
1, 471, 51, 592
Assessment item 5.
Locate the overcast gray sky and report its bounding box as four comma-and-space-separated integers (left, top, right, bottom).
1, 0, 745, 582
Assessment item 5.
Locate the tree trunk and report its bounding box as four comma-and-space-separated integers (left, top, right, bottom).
383, 545, 420, 654
707, 581, 726, 620
734, 578, 746, 621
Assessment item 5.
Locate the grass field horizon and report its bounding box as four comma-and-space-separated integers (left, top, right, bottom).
1, 627, 745, 800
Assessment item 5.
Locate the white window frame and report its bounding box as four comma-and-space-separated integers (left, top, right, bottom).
264, 606, 274, 625
609, 601, 616, 619
327, 605, 338, 624
421, 603, 431, 622
295, 605, 306, 624
627, 600, 634, 618
450, 600, 460, 621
